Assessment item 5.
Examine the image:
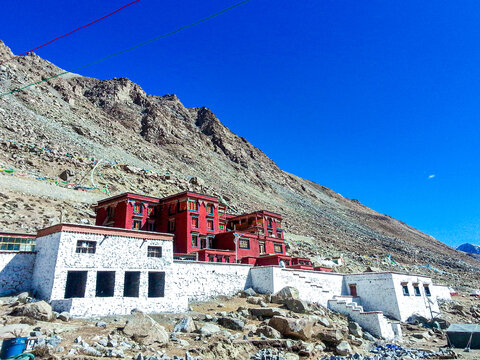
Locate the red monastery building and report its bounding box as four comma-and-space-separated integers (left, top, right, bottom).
94, 191, 324, 270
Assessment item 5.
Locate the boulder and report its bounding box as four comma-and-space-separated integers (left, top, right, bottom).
57, 312, 71, 322
317, 317, 330, 328
255, 325, 282, 339
10, 301, 54, 321
16, 292, 30, 304
284, 299, 310, 313
271, 287, 299, 304
317, 329, 344, 346
122, 310, 169, 346
173, 316, 195, 333
348, 321, 363, 338
218, 317, 244, 330
335, 340, 352, 356
268, 316, 314, 340
249, 307, 287, 318
198, 323, 221, 336
247, 296, 264, 305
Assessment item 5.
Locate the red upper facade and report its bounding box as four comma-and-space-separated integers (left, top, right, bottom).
93, 191, 317, 268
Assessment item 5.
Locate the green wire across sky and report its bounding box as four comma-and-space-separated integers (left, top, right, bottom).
0, 0, 251, 98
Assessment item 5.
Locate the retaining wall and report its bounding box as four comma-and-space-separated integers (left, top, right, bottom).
0, 252, 36, 296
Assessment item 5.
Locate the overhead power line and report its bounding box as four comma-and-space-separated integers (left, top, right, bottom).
0, 0, 142, 66
0, 0, 251, 98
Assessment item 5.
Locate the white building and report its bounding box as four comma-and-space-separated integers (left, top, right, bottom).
0, 223, 451, 339
32, 224, 188, 317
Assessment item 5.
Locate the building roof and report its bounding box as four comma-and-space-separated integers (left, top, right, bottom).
229, 209, 283, 220
95, 192, 160, 206
0, 232, 36, 238
36, 223, 174, 241
160, 191, 219, 203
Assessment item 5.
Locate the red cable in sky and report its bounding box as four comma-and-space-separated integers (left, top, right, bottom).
0, 0, 141, 66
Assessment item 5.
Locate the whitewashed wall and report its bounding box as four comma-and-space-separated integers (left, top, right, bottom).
0, 252, 36, 296
172, 261, 252, 301
34, 230, 188, 316
432, 284, 452, 301
251, 267, 344, 307
391, 273, 440, 321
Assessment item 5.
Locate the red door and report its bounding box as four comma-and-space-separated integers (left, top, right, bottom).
349, 284, 357, 297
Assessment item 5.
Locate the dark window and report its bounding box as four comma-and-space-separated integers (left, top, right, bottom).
207, 204, 214, 215
147, 221, 155, 231
191, 234, 199, 248
168, 203, 176, 215
148, 272, 165, 297
107, 206, 115, 218
267, 218, 273, 228
208, 236, 214, 249
133, 203, 143, 215
132, 219, 142, 230
168, 219, 175, 232
216, 255, 223, 263
148, 246, 162, 258
192, 216, 199, 228
274, 243, 283, 253
124, 271, 140, 297
239, 238, 250, 249
225, 256, 230, 263
76, 240, 96, 254
207, 219, 214, 231
147, 206, 155, 216
96, 271, 115, 297
402, 284, 410, 296
414, 285, 421, 296
424, 286, 431, 297
65, 271, 88, 298
208, 255, 215, 262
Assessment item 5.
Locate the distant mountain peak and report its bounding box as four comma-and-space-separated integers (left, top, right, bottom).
457, 243, 480, 254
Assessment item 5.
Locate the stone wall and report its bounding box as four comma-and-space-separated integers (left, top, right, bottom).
171, 261, 252, 301
0, 252, 36, 296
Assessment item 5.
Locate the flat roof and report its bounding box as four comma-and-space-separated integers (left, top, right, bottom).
0, 232, 36, 238
36, 223, 174, 241
95, 192, 160, 206
229, 209, 283, 219
160, 191, 219, 203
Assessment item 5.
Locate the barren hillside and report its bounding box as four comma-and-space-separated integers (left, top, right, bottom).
0, 40, 477, 287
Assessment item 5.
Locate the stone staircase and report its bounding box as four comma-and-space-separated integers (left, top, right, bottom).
327, 295, 402, 340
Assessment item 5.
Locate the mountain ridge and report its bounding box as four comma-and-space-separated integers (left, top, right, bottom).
0, 40, 478, 286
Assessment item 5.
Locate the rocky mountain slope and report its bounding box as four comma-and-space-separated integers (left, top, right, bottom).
0, 40, 478, 286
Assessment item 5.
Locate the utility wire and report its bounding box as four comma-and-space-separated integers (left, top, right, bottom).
0, 0, 251, 98
0, 0, 141, 66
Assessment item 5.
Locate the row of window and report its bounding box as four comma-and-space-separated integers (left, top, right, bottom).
238, 238, 283, 253
0, 237, 36, 252
168, 201, 215, 215
75, 241, 162, 258
132, 219, 155, 231
402, 283, 431, 297
132, 203, 156, 217
191, 234, 214, 249
64, 270, 165, 299
207, 255, 232, 263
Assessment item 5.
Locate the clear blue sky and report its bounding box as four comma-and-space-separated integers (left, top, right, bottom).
1, 1, 479, 247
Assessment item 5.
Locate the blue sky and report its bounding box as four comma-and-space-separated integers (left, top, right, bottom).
1, 1, 479, 247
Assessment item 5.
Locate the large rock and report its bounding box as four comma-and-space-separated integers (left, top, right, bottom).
198, 323, 221, 336
336, 340, 352, 356
317, 329, 344, 346
348, 321, 363, 338
10, 301, 54, 321
174, 316, 195, 333
255, 325, 282, 339
268, 316, 314, 340
218, 317, 244, 330
284, 299, 310, 313
249, 307, 287, 319
122, 310, 169, 346
271, 287, 299, 304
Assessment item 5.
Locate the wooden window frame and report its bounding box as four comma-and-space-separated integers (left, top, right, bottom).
274, 242, 283, 254
147, 246, 163, 258
76, 240, 96, 254
239, 238, 250, 249
133, 202, 143, 215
